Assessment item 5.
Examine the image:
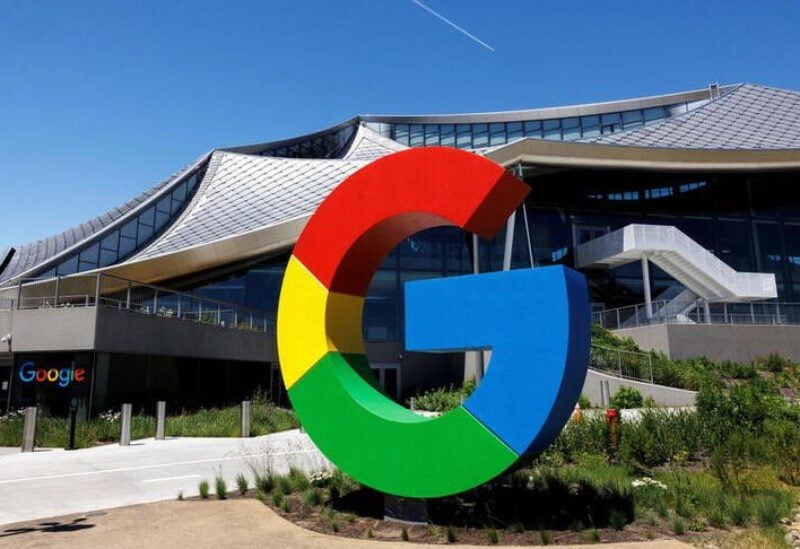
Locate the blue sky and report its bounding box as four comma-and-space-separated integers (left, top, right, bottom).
1, 0, 799, 245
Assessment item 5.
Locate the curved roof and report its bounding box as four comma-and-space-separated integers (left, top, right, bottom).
3, 82, 799, 286
586, 84, 800, 149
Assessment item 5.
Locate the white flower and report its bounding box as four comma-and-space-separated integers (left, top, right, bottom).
632, 477, 667, 490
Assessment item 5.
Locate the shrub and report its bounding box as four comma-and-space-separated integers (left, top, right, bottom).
609, 510, 627, 531
672, 516, 685, 535
271, 490, 283, 507
288, 468, 310, 492
586, 529, 601, 542
235, 473, 248, 495
302, 488, 322, 507
446, 526, 457, 543
728, 497, 750, 526
198, 480, 209, 499
538, 530, 551, 545
485, 528, 499, 544
215, 476, 227, 500
255, 472, 275, 495
610, 387, 643, 409
401, 527, 410, 541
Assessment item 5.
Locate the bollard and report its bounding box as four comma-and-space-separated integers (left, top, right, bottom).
120, 403, 132, 446
67, 398, 78, 450
21, 407, 37, 453
241, 400, 251, 438
155, 401, 166, 440
409, 397, 416, 411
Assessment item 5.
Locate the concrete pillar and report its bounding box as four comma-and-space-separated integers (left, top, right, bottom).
641, 256, 653, 320
119, 403, 132, 446
21, 407, 37, 453
155, 401, 166, 440
241, 400, 251, 438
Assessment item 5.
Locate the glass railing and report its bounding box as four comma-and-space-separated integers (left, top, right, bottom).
593, 300, 800, 330
0, 274, 273, 334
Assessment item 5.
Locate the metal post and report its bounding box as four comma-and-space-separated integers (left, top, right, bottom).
641, 256, 653, 320
241, 400, 251, 438
155, 401, 166, 440
21, 406, 37, 452
409, 397, 416, 411
16, 279, 22, 310
126, 282, 132, 310
67, 398, 78, 450
724, 302, 728, 324
471, 234, 484, 382
153, 289, 158, 314
502, 210, 516, 272
119, 403, 132, 446
94, 273, 102, 306
54, 276, 61, 307
617, 349, 623, 377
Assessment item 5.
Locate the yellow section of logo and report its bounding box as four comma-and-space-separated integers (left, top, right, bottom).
277, 256, 365, 389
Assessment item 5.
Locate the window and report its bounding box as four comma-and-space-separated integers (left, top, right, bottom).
562, 118, 580, 140
622, 110, 644, 129
580, 115, 600, 138
472, 124, 488, 148
489, 123, 506, 146
524, 120, 542, 138
456, 124, 472, 148
440, 124, 455, 146
409, 125, 424, 146
424, 125, 439, 146
543, 119, 561, 140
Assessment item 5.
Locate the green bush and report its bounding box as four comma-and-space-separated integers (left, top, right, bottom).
215, 476, 227, 500
610, 387, 643, 409
198, 480, 209, 499
410, 379, 476, 412
235, 473, 248, 495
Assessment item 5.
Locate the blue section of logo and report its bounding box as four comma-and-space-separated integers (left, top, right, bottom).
404, 266, 591, 456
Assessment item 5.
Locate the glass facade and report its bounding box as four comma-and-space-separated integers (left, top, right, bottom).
252, 124, 356, 159
33, 165, 206, 280
385, 101, 702, 149
180, 169, 800, 347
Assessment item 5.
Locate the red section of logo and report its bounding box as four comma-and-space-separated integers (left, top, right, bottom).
292, 147, 529, 296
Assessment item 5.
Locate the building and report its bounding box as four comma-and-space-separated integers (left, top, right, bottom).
2, 82, 800, 417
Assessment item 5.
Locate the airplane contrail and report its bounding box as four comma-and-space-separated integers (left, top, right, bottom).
409, 0, 496, 52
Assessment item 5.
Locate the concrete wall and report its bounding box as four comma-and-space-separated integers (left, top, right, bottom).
617, 323, 800, 363
4, 306, 273, 363
94, 308, 273, 362
10, 308, 97, 351
581, 369, 697, 408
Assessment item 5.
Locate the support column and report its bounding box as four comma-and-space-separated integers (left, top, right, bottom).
641, 256, 653, 320
502, 211, 516, 272
465, 234, 485, 383
704, 300, 712, 324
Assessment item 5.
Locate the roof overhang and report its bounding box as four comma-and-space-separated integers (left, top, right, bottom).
102, 216, 308, 285
484, 138, 800, 172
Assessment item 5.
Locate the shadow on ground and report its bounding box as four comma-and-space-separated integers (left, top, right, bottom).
1, 517, 96, 538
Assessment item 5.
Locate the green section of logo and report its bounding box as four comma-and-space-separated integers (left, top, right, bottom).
287, 352, 518, 498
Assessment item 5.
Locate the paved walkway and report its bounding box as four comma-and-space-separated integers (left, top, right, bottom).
0, 430, 328, 525
0, 498, 693, 549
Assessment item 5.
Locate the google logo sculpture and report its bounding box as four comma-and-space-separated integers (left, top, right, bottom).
277, 147, 590, 498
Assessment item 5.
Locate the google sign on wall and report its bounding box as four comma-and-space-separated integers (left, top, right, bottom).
18, 361, 87, 388
277, 148, 591, 498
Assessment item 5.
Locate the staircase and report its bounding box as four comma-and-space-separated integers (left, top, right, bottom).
576, 224, 777, 304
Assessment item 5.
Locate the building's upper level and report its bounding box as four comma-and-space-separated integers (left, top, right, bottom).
2, 82, 800, 287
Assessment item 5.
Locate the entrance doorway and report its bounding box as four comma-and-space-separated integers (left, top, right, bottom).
371, 363, 401, 401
